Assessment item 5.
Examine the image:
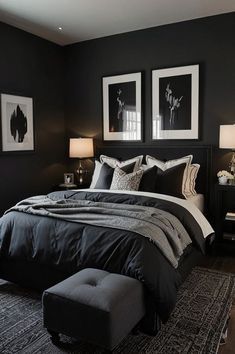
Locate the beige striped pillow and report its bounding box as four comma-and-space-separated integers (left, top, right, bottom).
184, 164, 200, 197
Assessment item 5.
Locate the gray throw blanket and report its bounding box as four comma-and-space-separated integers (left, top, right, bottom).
7, 196, 192, 268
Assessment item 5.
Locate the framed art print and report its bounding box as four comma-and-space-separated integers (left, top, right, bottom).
152, 64, 199, 140
64, 172, 74, 185
103, 72, 142, 141
1, 94, 34, 152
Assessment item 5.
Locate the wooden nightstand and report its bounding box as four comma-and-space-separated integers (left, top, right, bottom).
215, 183, 235, 248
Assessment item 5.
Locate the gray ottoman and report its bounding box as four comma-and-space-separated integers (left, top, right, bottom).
42, 268, 145, 351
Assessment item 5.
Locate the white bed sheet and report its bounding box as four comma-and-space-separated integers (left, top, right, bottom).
186, 194, 204, 213
73, 189, 214, 239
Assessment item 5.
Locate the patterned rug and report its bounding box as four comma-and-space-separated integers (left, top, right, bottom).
0, 267, 234, 354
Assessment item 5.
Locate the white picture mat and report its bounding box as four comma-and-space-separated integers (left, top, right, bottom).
152, 64, 199, 140
1, 94, 34, 151
103, 72, 142, 141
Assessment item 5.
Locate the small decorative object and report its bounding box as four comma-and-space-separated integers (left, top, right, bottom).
103, 72, 142, 141
219, 125, 235, 176
217, 170, 234, 185
69, 138, 94, 184
152, 64, 199, 140
64, 173, 74, 185
1, 93, 34, 151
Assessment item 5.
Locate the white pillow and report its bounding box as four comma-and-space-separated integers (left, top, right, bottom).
146, 155, 193, 198
90, 160, 102, 188
184, 164, 200, 197
100, 155, 143, 172
110, 167, 143, 191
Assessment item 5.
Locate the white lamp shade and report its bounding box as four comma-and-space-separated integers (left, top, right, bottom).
69, 138, 94, 158
219, 125, 235, 149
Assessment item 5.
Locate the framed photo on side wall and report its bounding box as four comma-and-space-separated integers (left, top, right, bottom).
103, 72, 142, 141
152, 64, 199, 140
1, 93, 34, 152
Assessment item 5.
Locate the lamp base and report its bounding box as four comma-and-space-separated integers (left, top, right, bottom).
230, 151, 235, 175
76, 160, 87, 185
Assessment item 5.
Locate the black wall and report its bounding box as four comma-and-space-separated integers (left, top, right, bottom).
0, 22, 66, 215
65, 13, 235, 172
0, 13, 234, 214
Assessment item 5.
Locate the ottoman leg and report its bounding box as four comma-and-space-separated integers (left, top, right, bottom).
47, 329, 80, 350
47, 329, 61, 346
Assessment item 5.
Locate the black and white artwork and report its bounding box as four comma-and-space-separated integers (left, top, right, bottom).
152, 65, 199, 140
103, 72, 142, 141
64, 173, 74, 185
1, 94, 34, 151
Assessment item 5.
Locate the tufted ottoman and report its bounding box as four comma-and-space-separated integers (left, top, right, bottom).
42, 268, 145, 351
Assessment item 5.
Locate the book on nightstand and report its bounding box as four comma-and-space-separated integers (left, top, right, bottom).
225, 212, 235, 221
223, 212, 235, 240
223, 232, 235, 241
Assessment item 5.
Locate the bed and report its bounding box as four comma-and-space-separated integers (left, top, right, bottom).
0, 145, 214, 333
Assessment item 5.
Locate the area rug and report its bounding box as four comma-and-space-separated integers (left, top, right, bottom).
0, 267, 234, 354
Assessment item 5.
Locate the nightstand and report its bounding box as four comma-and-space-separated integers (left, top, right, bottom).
215, 183, 235, 247
59, 183, 77, 190
52, 183, 90, 191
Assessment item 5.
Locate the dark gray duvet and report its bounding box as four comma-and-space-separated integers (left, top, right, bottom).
0, 190, 206, 322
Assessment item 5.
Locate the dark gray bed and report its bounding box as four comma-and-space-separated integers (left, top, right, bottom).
0, 145, 213, 333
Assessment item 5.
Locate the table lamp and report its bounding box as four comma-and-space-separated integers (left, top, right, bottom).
69, 138, 94, 184
219, 125, 235, 174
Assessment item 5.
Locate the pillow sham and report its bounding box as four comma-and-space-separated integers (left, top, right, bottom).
155, 163, 187, 198
139, 166, 158, 192
100, 155, 143, 172
146, 155, 193, 197
146, 154, 193, 170
94, 162, 136, 189
110, 167, 143, 191
90, 160, 102, 188
139, 164, 149, 171
184, 163, 200, 197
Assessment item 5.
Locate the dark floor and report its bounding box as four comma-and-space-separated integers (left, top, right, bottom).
200, 253, 235, 273
199, 254, 235, 354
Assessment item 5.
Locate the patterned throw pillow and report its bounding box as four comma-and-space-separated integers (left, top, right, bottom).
110, 167, 143, 191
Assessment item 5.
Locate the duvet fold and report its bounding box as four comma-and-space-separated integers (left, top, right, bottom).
0, 190, 210, 322
7, 195, 192, 268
